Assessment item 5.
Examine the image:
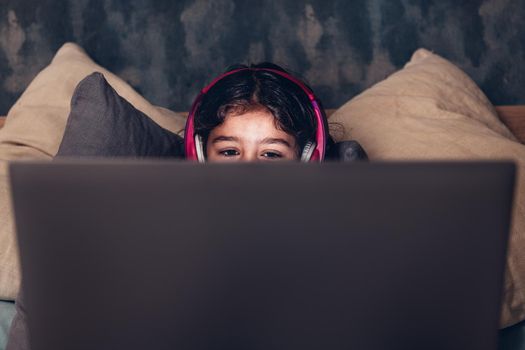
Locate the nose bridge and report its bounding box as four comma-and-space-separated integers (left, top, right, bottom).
240, 150, 258, 162
239, 141, 259, 162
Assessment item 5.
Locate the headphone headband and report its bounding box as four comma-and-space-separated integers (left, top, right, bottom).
184, 67, 326, 162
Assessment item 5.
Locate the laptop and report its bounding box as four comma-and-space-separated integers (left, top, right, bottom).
9, 160, 515, 350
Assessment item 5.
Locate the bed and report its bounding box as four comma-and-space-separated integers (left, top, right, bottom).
1, 43, 525, 350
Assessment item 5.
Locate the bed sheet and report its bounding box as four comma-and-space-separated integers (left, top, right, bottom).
0, 300, 15, 350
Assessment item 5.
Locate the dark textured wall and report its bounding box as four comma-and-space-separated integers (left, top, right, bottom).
0, 0, 524, 115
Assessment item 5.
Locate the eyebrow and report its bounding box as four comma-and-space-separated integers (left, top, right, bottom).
260, 137, 293, 148
210, 135, 293, 148
210, 136, 239, 144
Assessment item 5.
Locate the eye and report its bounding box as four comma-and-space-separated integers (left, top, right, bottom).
261, 151, 283, 159
219, 149, 240, 157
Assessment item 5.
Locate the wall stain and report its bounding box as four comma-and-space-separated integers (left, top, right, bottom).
0, 0, 524, 114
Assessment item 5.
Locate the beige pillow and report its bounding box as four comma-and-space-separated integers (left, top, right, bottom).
331, 48, 525, 328
0, 43, 186, 300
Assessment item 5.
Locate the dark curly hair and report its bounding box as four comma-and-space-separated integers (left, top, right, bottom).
193, 62, 332, 157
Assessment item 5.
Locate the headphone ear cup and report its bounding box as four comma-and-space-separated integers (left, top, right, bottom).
195, 134, 206, 163
300, 141, 316, 162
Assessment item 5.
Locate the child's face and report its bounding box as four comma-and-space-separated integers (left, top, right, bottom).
206, 109, 299, 162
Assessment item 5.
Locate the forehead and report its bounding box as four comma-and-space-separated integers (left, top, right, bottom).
212, 110, 284, 135
208, 110, 297, 148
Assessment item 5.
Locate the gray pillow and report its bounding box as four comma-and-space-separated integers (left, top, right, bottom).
56, 72, 183, 158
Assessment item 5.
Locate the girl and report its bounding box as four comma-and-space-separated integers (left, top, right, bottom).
184, 62, 367, 162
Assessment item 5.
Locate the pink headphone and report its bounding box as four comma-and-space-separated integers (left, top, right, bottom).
184, 68, 327, 162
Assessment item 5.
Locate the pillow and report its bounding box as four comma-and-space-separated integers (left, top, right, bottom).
56, 73, 183, 157
0, 43, 187, 300
330, 48, 525, 328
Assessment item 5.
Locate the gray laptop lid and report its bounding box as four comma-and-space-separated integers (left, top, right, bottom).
9, 161, 515, 350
